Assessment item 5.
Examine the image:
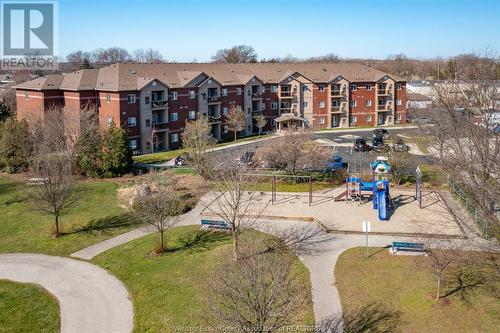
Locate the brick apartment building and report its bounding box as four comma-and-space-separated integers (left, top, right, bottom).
15, 62, 407, 155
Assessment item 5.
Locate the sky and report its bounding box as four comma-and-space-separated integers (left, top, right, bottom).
58, 0, 500, 61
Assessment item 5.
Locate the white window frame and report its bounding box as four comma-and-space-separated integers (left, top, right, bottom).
367, 115, 372, 122
350, 100, 357, 107
222, 88, 228, 96
236, 88, 242, 95
365, 100, 372, 107
396, 83, 402, 90
188, 110, 196, 120
319, 116, 325, 124
170, 91, 178, 100
105, 94, 111, 103
223, 125, 229, 134
397, 114, 402, 121
105, 117, 113, 126
171, 133, 179, 143
170, 112, 178, 122
129, 139, 138, 150
128, 117, 137, 127
350, 115, 357, 123
318, 85, 325, 92
366, 84, 372, 91
396, 99, 402, 106
319, 101, 325, 108
271, 102, 278, 110
350, 84, 357, 91
127, 94, 136, 104
271, 85, 277, 93
303, 101, 308, 108
189, 90, 195, 99
332, 100, 338, 107
223, 107, 228, 115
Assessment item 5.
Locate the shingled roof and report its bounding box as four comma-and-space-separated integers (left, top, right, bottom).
15, 62, 405, 91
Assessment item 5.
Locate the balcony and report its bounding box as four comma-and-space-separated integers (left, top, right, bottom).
377, 89, 391, 96
152, 100, 168, 109
252, 92, 263, 99
151, 122, 168, 131
280, 91, 294, 98
331, 106, 341, 113
280, 107, 291, 113
207, 95, 220, 103
377, 102, 393, 111
208, 113, 221, 122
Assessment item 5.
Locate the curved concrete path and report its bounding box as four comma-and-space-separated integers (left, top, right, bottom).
0, 253, 133, 333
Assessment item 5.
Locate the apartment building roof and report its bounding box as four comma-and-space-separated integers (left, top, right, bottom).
15, 62, 405, 92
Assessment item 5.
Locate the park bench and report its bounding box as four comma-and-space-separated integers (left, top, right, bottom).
200, 219, 230, 231
391, 241, 426, 256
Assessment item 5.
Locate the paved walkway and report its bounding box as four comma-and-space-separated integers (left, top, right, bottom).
0, 253, 133, 333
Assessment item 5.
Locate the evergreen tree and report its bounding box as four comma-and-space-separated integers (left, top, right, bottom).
74, 126, 102, 177
0, 102, 11, 123
0, 118, 32, 172
99, 126, 132, 177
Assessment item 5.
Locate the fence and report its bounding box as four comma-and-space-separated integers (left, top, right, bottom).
447, 177, 491, 238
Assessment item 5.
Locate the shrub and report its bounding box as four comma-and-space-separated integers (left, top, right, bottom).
99, 126, 133, 177
0, 118, 32, 172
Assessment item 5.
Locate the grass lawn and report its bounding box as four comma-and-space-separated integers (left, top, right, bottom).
335, 247, 500, 333
0, 177, 138, 256
0, 280, 59, 333
93, 225, 314, 332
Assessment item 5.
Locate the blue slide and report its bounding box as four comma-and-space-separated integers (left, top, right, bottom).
377, 188, 387, 220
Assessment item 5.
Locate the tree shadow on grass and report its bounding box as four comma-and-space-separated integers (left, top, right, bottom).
65, 213, 141, 235
0, 182, 27, 205
317, 302, 403, 333
170, 230, 231, 253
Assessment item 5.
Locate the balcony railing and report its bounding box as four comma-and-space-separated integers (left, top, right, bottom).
252, 92, 263, 99
331, 89, 346, 97
280, 91, 294, 98
208, 113, 221, 122
280, 108, 291, 113
152, 100, 168, 109
377, 89, 390, 96
207, 96, 220, 103
377, 103, 393, 111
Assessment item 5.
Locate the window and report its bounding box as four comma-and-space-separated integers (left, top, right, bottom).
367, 115, 372, 122
170, 91, 178, 100
365, 100, 372, 107
319, 101, 325, 108
318, 85, 325, 92
396, 83, 402, 90
397, 114, 402, 121
105, 117, 113, 126
145, 96, 150, 105
223, 107, 228, 115
366, 84, 372, 91
319, 117, 325, 124
129, 139, 137, 150
271, 102, 278, 110
237, 88, 242, 95
127, 94, 136, 104
189, 90, 195, 99
303, 101, 308, 108
171, 133, 179, 143
222, 88, 228, 96
170, 112, 178, 121
350, 84, 357, 91
105, 94, 111, 103
271, 85, 277, 93
128, 117, 137, 127
223, 125, 229, 134
350, 115, 357, 123
247, 89, 251, 96
332, 100, 338, 107
396, 99, 402, 106
188, 110, 196, 120
350, 100, 357, 107
145, 119, 150, 127
302, 85, 309, 92
24, 91, 29, 99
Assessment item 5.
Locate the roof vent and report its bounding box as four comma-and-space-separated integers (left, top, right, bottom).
322, 68, 327, 71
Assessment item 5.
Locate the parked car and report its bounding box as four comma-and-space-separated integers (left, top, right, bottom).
372, 136, 388, 152
354, 138, 371, 151
390, 138, 410, 152
237, 151, 255, 166
324, 155, 348, 172
174, 153, 190, 166
373, 128, 389, 139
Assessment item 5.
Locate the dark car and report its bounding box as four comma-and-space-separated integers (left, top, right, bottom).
238, 151, 255, 166
373, 128, 389, 139
325, 155, 348, 172
354, 138, 371, 152
174, 153, 190, 166
372, 136, 388, 152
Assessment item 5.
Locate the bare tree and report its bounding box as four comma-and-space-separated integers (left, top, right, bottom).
131, 48, 164, 63
254, 114, 267, 136
145, 129, 161, 154
207, 232, 307, 332
225, 104, 246, 141
92, 47, 130, 63
212, 45, 257, 63
424, 51, 500, 238
388, 150, 413, 186
181, 117, 216, 177
133, 174, 185, 254
66, 50, 92, 64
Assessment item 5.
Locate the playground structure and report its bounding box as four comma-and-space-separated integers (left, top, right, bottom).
335, 156, 392, 221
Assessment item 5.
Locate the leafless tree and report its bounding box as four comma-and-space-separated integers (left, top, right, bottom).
66, 50, 92, 64
254, 114, 267, 136
212, 45, 257, 63
181, 117, 216, 177
133, 174, 185, 254
145, 129, 161, 154
225, 103, 246, 141
424, 51, 500, 238
206, 232, 307, 332
388, 150, 413, 186
131, 48, 164, 63
92, 47, 130, 63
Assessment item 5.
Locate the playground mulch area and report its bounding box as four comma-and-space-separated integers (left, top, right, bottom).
202, 188, 465, 237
